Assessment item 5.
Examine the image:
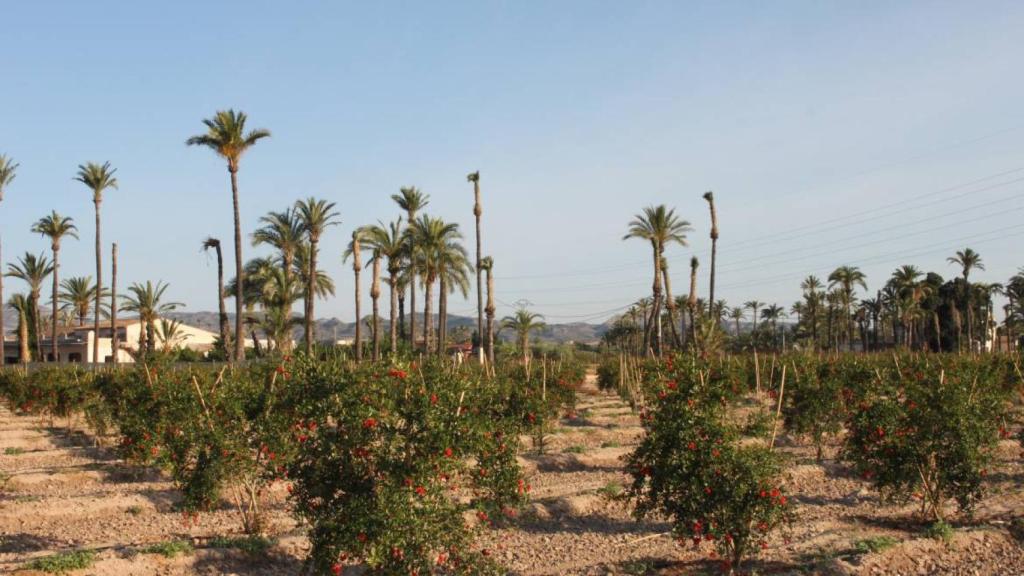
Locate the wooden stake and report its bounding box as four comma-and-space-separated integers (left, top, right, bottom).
769, 365, 787, 451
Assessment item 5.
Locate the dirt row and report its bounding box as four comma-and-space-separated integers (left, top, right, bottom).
1, 374, 1023, 575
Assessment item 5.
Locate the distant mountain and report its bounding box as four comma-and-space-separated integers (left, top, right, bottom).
166, 311, 611, 345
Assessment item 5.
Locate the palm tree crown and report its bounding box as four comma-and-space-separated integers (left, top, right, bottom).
186, 109, 271, 169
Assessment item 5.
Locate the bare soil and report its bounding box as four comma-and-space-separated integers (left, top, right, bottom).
2, 372, 1022, 575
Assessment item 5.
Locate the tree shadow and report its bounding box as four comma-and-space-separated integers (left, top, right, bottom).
0, 532, 60, 554
516, 513, 671, 537
191, 545, 305, 575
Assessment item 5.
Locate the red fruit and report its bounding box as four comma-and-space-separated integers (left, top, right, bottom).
430, 394, 438, 405
357, 532, 368, 543
331, 563, 342, 575
415, 485, 427, 496
777, 495, 787, 506
687, 441, 697, 450
444, 447, 453, 458
704, 487, 712, 495
362, 417, 377, 429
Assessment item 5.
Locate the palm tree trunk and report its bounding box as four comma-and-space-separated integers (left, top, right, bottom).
407, 215, 417, 349
650, 243, 664, 356
389, 270, 398, 356
111, 243, 119, 364
437, 274, 447, 356
423, 278, 434, 354
213, 243, 229, 353
662, 263, 682, 349
93, 199, 102, 364
229, 167, 245, 363
0, 237, 4, 356
353, 244, 362, 362
307, 239, 320, 355
473, 179, 484, 364
51, 246, 59, 362
18, 308, 29, 364
485, 266, 496, 366
371, 255, 381, 361
398, 290, 406, 343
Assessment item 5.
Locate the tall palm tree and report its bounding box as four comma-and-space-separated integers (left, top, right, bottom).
252, 208, 304, 350
502, 308, 545, 369
661, 257, 683, 349
467, 171, 484, 362
623, 205, 692, 356
392, 187, 429, 347
480, 256, 497, 365
7, 293, 31, 363
120, 281, 182, 356
410, 215, 463, 355
728, 306, 745, 337
369, 246, 382, 361
0, 154, 19, 343
687, 257, 699, 347
436, 238, 471, 355
202, 237, 231, 354
187, 109, 271, 362
343, 229, 366, 361
58, 276, 106, 326
74, 161, 117, 363
828, 265, 867, 349
7, 253, 52, 360
703, 191, 719, 315
362, 220, 404, 356
32, 212, 77, 362
947, 248, 984, 352
761, 304, 785, 348
294, 198, 340, 354
744, 300, 763, 334
111, 243, 119, 363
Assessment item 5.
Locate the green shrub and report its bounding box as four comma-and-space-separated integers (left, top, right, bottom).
925, 520, 955, 543
23, 549, 96, 573
141, 539, 194, 558
207, 535, 274, 555
853, 535, 898, 554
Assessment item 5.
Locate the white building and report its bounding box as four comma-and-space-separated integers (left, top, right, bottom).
3, 318, 221, 364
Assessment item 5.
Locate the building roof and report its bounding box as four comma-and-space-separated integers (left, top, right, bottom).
55, 318, 143, 335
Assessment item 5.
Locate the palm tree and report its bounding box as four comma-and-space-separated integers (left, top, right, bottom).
202, 237, 231, 354
728, 306, 745, 337
800, 276, 823, 346
294, 197, 340, 354
343, 229, 367, 361
392, 187, 429, 347
0, 154, 19, 342
760, 304, 785, 348
828, 265, 867, 349
466, 171, 485, 362
111, 242, 119, 363
157, 318, 187, 352
32, 212, 78, 362
703, 191, 719, 315
252, 208, 304, 350
436, 238, 471, 355
187, 109, 271, 362
623, 205, 692, 356
7, 293, 31, 363
502, 308, 545, 369
59, 276, 105, 326
362, 220, 404, 356
410, 215, 463, 355
480, 256, 497, 365
120, 281, 182, 356
744, 300, 763, 334
661, 257, 683, 349
687, 257, 699, 347
947, 248, 984, 352
7, 253, 52, 360
73, 161, 117, 363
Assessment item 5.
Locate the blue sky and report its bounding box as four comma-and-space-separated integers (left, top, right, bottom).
2, 1, 1023, 325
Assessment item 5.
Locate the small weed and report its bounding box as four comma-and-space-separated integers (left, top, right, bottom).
742, 410, 774, 438
142, 539, 194, 558
853, 535, 899, 554
23, 549, 96, 573
564, 445, 586, 454
14, 495, 41, 503
126, 505, 144, 515
597, 480, 623, 499
600, 440, 621, 448
208, 535, 274, 555
4, 447, 26, 456
925, 520, 954, 543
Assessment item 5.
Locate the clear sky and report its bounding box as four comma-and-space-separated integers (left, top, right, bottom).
2, 1, 1023, 326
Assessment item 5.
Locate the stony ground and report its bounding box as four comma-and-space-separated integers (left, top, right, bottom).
2, 373, 1022, 575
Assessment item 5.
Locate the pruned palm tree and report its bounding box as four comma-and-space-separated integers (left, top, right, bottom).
294, 197, 340, 354
0, 154, 18, 342
362, 219, 404, 356
202, 237, 231, 354
392, 186, 429, 347
32, 212, 78, 362
947, 248, 984, 352
467, 171, 484, 362
687, 257, 699, 347
502, 308, 545, 370
187, 109, 271, 362
623, 205, 692, 356
828, 265, 867, 349
703, 191, 719, 314
343, 229, 367, 361
120, 281, 182, 356
74, 161, 117, 363
59, 276, 108, 326
7, 293, 31, 363
6, 253, 53, 360
480, 256, 497, 365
